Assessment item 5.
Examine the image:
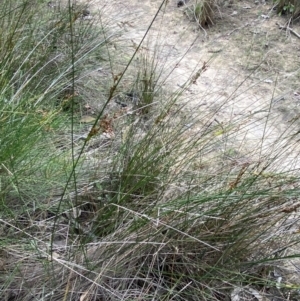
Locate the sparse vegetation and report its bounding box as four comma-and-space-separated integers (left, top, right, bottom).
183, 0, 216, 27
1, 0, 300, 300
276, 0, 300, 19
194, 0, 215, 26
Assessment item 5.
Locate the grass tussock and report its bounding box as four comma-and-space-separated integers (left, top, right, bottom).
1, 0, 300, 300
183, 0, 217, 27
194, 0, 215, 27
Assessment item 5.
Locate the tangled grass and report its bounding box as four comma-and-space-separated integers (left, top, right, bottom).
1, 0, 300, 300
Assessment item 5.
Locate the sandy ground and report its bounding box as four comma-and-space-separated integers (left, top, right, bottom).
84, 0, 300, 173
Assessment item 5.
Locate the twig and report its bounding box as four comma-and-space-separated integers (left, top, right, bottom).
276, 22, 300, 39
227, 23, 249, 36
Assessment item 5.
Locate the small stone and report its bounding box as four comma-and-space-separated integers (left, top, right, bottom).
177, 1, 184, 7
47, 1, 56, 8
82, 9, 90, 17
80, 116, 96, 123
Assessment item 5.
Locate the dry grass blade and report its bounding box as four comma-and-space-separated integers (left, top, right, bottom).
1, 0, 300, 300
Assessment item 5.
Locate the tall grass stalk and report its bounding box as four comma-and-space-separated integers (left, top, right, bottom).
1, 0, 300, 301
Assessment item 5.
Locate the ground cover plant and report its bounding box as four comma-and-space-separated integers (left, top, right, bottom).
1, 0, 300, 300
276, 0, 300, 19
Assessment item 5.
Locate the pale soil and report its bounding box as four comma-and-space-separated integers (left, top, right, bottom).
85, 0, 300, 172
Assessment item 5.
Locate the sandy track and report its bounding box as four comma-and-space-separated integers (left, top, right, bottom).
87, 0, 300, 172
